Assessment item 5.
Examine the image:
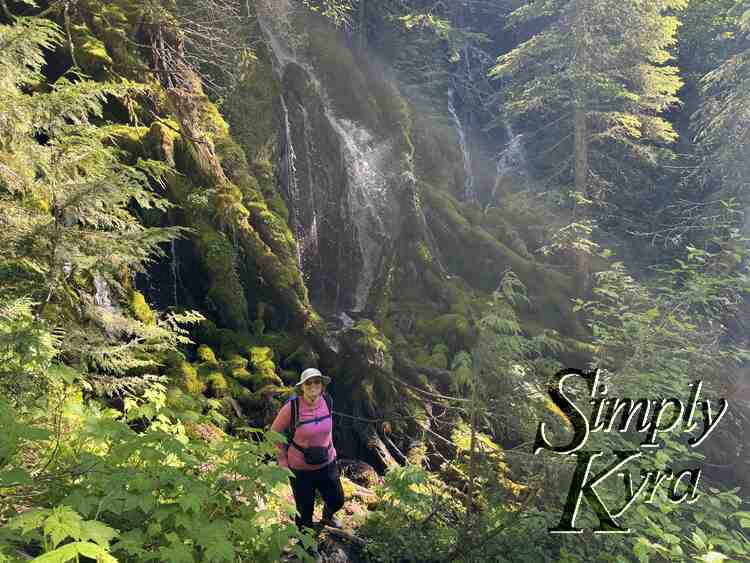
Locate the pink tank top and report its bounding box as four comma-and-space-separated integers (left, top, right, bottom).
271, 396, 337, 471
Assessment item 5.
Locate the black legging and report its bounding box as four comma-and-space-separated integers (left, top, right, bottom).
289, 460, 345, 528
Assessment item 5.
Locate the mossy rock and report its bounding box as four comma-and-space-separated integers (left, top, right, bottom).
235, 386, 264, 412
130, 291, 156, 325
145, 120, 180, 167
351, 320, 390, 355
166, 386, 201, 413
197, 344, 218, 364
105, 125, 149, 161
171, 361, 205, 396
224, 354, 248, 371
207, 372, 229, 398
246, 370, 283, 391
195, 224, 249, 329
257, 384, 290, 401
416, 313, 472, 350
194, 322, 256, 358
414, 349, 431, 366
415, 242, 433, 267
69, 23, 113, 76
248, 346, 276, 377
230, 367, 253, 386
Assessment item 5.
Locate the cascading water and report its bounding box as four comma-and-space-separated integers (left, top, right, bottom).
327, 117, 394, 310
298, 103, 320, 266
257, 0, 398, 313
491, 122, 528, 203
448, 87, 477, 204
93, 272, 114, 311
278, 93, 303, 268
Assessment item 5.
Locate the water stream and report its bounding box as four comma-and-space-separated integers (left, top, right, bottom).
448, 87, 477, 204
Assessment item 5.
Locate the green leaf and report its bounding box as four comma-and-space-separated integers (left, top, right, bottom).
79, 520, 118, 547
9, 509, 49, 535
29, 542, 80, 563
75, 541, 118, 563
158, 540, 195, 563
177, 491, 203, 514
203, 537, 235, 562
111, 529, 147, 557
699, 552, 728, 563
0, 468, 33, 486
44, 506, 83, 549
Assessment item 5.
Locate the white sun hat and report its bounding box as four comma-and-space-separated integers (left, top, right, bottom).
295, 367, 331, 387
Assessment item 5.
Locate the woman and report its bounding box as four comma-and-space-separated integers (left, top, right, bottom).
271, 367, 345, 530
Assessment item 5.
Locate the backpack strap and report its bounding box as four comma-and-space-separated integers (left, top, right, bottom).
325, 392, 333, 431
290, 395, 300, 436
288, 393, 334, 454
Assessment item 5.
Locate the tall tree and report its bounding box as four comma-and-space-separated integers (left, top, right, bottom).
491, 0, 686, 244
694, 0, 750, 208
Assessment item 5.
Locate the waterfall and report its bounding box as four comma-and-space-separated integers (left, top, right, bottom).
278, 93, 303, 268
257, 0, 398, 312
492, 122, 527, 203
448, 87, 477, 204
298, 103, 320, 268
326, 117, 394, 311
93, 272, 114, 311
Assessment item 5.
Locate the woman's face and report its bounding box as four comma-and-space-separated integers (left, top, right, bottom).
302, 377, 323, 403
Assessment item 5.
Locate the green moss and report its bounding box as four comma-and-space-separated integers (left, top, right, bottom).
416, 313, 472, 351
197, 344, 217, 364
425, 190, 471, 233
166, 386, 201, 413
172, 362, 204, 396
145, 120, 180, 168
351, 320, 390, 354
248, 346, 276, 375
70, 23, 113, 75
130, 291, 156, 325
105, 125, 149, 160
414, 349, 431, 366
253, 302, 266, 336
225, 354, 248, 370
415, 242, 433, 267
236, 386, 263, 412
207, 372, 229, 398
196, 224, 249, 329
429, 344, 450, 370
222, 58, 278, 164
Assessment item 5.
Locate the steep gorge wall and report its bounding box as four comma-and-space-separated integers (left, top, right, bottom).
28, 0, 588, 471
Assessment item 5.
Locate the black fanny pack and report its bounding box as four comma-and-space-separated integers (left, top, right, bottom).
292, 441, 330, 465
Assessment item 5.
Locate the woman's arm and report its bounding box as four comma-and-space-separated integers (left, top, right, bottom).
270, 402, 292, 468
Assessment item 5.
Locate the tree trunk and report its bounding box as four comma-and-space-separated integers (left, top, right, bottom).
573, 0, 590, 293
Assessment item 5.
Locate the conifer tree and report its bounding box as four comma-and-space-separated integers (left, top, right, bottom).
491, 0, 685, 238
0, 14, 189, 380
694, 0, 750, 206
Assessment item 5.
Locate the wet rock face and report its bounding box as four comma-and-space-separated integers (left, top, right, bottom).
278, 58, 403, 317
280, 62, 362, 313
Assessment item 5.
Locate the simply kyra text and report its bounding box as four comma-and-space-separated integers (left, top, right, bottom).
534, 368, 728, 533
